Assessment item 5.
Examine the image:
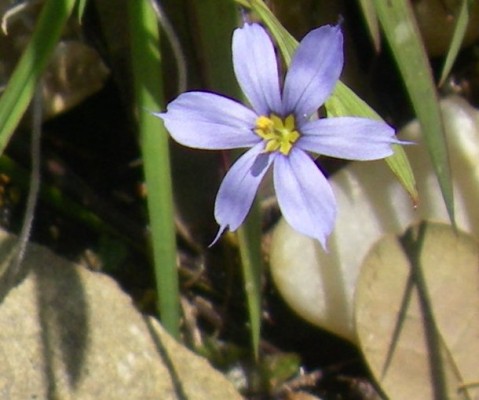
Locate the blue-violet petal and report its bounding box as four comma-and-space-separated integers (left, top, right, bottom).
298, 117, 400, 160
282, 25, 343, 120
213, 143, 274, 243
156, 92, 259, 150
274, 149, 336, 249
233, 23, 282, 116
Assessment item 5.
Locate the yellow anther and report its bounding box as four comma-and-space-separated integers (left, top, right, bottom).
256, 116, 274, 131
254, 114, 300, 155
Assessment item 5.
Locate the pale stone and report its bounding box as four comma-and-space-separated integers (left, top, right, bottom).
0, 229, 242, 400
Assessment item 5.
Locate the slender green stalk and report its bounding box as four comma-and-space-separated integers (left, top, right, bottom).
128, 0, 180, 338
237, 204, 263, 359
192, 0, 263, 357
0, 0, 76, 155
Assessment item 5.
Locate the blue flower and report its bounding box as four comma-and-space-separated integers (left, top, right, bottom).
155, 23, 401, 248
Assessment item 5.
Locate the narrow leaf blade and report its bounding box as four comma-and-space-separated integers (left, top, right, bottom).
0, 0, 76, 155
373, 0, 454, 223
357, 0, 381, 51
439, 0, 473, 86
128, 0, 180, 338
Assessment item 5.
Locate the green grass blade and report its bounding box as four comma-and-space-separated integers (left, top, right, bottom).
240, 0, 417, 202
192, 0, 263, 358
373, 0, 454, 224
0, 0, 76, 155
76, 0, 89, 23
237, 203, 263, 360
190, 1, 241, 95
439, 0, 474, 86
128, 0, 180, 338
357, 0, 381, 51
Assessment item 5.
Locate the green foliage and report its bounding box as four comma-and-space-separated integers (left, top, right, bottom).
0, 0, 76, 154
127, 0, 179, 338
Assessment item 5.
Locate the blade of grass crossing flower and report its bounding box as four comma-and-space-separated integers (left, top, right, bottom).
328, 82, 418, 203
128, 0, 180, 338
0, 0, 76, 155
439, 0, 475, 86
357, 0, 381, 51
373, 0, 455, 225
193, 0, 263, 357
239, 0, 417, 202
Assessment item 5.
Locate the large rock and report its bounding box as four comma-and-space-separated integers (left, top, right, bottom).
0, 229, 242, 400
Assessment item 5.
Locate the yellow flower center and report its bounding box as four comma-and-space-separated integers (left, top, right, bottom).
254, 114, 300, 155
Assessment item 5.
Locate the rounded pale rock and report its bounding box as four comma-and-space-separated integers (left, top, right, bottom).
0, 230, 242, 400
270, 96, 479, 342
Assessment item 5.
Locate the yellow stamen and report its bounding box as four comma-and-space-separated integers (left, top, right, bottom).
254, 114, 300, 155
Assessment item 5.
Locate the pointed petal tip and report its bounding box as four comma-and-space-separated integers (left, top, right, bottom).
309, 221, 333, 251
316, 234, 330, 252
284, 216, 331, 251
213, 144, 273, 242
208, 225, 227, 248
320, 242, 330, 253
319, 22, 342, 34
151, 111, 165, 120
